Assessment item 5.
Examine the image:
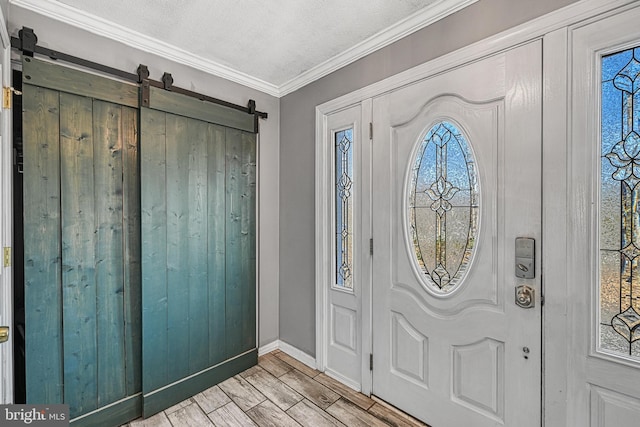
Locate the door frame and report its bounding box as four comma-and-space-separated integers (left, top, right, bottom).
0, 4, 13, 404
314, 0, 637, 424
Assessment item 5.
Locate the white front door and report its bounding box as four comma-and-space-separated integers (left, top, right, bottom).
567, 6, 640, 426
371, 41, 542, 426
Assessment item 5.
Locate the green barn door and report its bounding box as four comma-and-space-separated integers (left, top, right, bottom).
22, 57, 142, 425
140, 87, 257, 416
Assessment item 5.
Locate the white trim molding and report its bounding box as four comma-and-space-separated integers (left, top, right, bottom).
258, 340, 318, 370
10, 0, 281, 96
9, 0, 478, 97
315, 0, 637, 116
277, 0, 479, 96
0, 42, 12, 404
0, 5, 10, 49
257, 340, 279, 357
278, 341, 317, 370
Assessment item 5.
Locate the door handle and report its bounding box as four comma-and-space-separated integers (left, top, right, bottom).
515, 285, 535, 309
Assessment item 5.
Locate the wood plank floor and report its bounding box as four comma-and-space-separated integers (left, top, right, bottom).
124, 350, 429, 427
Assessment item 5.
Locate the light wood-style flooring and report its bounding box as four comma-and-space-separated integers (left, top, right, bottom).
124, 350, 429, 427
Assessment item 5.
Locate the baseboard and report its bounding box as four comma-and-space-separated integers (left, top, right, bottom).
258, 340, 317, 370
278, 341, 317, 370
324, 368, 361, 393
258, 340, 279, 356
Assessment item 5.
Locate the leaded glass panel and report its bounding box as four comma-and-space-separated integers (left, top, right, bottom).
335, 128, 353, 289
408, 121, 479, 294
600, 46, 640, 359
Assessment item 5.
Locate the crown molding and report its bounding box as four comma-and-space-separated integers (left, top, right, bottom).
10, 0, 282, 96
278, 0, 479, 96
9, 0, 479, 98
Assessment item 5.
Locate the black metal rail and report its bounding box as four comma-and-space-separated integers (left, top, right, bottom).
11, 27, 268, 122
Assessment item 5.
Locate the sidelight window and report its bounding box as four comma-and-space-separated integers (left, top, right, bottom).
600, 46, 640, 359
335, 128, 354, 289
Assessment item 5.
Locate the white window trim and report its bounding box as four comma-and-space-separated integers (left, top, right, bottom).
314, 0, 638, 425
0, 3, 13, 403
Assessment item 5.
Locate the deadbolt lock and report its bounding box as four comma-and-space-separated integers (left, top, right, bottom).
515, 285, 535, 309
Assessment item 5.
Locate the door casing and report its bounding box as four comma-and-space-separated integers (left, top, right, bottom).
0, 5, 12, 404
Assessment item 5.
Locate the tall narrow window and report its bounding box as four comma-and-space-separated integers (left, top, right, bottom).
335, 128, 354, 289
601, 46, 640, 359
408, 121, 479, 294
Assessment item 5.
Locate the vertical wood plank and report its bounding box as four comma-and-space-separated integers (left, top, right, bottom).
141, 108, 168, 393
188, 119, 209, 373
225, 129, 256, 357
93, 101, 126, 406
23, 85, 63, 404
240, 131, 257, 351
122, 105, 142, 396
165, 114, 190, 383
60, 93, 98, 417
93, 100, 126, 406
207, 124, 227, 366
225, 128, 243, 357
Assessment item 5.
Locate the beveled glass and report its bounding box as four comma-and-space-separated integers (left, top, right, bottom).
335, 128, 353, 289
408, 121, 479, 294
600, 46, 640, 358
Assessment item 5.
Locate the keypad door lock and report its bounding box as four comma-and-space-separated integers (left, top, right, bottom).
515, 237, 535, 279
515, 285, 535, 309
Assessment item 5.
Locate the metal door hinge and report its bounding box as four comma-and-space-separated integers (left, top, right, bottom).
369, 353, 373, 371
369, 122, 373, 140
3, 87, 22, 109
3, 247, 10, 267
370, 238, 373, 255
0, 326, 8, 343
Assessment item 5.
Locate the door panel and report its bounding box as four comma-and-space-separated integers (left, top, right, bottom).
324, 105, 367, 389
23, 58, 141, 423
568, 7, 640, 426
372, 42, 542, 426
140, 87, 257, 416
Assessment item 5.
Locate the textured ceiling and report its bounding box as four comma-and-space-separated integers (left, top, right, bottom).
13, 0, 477, 94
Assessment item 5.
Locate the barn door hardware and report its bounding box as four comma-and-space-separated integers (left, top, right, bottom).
11, 26, 268, 132
161, 72, 173, 90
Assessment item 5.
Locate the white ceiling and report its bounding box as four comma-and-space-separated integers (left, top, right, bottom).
10, 0, 478, 96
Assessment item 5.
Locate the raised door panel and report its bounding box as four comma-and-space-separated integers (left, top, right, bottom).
590, 387, 640, 427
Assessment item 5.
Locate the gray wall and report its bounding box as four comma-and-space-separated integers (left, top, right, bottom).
279, 0, 579, 357
8, 5, 281, 348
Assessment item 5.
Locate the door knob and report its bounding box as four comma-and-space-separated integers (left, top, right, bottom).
515, 285, 535, 309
